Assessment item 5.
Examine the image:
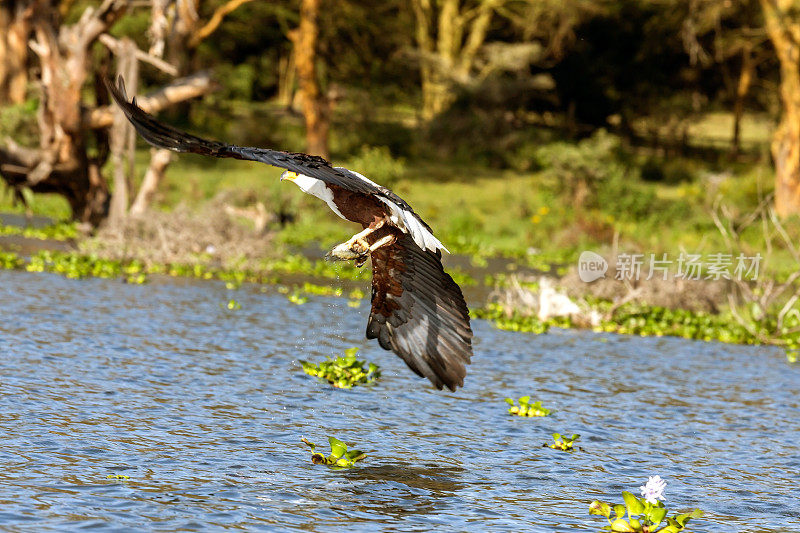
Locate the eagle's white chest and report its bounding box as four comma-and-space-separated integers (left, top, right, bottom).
290, 174, 346, 220
288, 170, 447, 253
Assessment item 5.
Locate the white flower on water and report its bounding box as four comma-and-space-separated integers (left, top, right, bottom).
640, 475, 667, 504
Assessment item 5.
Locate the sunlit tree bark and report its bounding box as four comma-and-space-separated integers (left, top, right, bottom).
760, 0, 800, 216
289, 0, 329, 158
0, 1, 32, 105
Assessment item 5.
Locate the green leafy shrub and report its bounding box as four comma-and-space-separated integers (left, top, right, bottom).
505, 396, 551, 417
589, 477, 703, 532
535, 130, 658, 220
300, 348, 380, 388
640, 158, 696, 184
345, 145, 406, 188
0, 98, 39, 146
301, 436, 366, 467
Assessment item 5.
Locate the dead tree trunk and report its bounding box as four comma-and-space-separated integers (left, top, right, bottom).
289, 0, 329, 159
130, 148, 172, 215
0, 0, 216, 226
19, 0, 131, 225
108, 38, 138, 226
0, 1, 32, 105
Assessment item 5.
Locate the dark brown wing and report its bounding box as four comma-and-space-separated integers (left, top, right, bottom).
367, 232, 473, 391
105, 76, 378, 195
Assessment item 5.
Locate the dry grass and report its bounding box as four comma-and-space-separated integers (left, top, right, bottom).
81, 195, 275, 268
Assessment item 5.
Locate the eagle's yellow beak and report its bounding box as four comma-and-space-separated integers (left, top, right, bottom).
280, 170, 298, 181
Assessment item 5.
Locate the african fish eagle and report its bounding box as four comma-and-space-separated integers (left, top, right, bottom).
107, 77, 473, 391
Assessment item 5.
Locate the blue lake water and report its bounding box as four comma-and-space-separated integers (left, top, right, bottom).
0, 269, 798, 532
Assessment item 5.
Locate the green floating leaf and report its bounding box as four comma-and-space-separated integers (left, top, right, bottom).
610, 518, 635, 532
589, 501, 611, 518
649, 506, 667, 527
345, 449, 364, 460
613, 504, 626, 519
622, 491, 644, 516
328, 436, 347, 459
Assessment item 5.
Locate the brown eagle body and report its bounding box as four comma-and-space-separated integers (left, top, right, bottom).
106, 77, 473, 391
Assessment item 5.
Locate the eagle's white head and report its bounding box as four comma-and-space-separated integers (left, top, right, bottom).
280, 170, 320, 194
280, 170, 345, 220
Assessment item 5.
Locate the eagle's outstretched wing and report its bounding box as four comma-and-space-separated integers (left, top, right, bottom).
106, 76, 377, 196
368, 232, 473, 391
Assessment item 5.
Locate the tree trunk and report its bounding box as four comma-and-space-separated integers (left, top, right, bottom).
0, 1, 32, 105
108, 38, 138, 226
731, 44, 753, 157
277, 49, 296, 108
410, 0, 500, 120
290, 0, 329, 159
130, 148, 172, 215
761, 0, 800, 217
0, 1, 225, 227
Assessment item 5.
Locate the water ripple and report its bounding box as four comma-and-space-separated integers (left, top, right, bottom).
1, 270, 798, 531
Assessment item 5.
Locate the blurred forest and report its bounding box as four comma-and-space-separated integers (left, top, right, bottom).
1, 0, 800, 232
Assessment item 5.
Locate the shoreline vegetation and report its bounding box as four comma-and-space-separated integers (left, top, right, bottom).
2, 200, 797, 361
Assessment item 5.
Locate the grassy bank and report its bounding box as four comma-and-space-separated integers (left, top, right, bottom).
1, 145, 792, 268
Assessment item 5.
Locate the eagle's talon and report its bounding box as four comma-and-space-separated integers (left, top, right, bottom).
327, 240, 368, 262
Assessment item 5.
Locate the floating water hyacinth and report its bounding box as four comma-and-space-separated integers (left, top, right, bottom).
505, 396, 551, 417
589, 477, 703, 532
301, 436, 366, 468
300, 348, 380, 388
547, 433, 580, 451
287, 292, 308, 305
222, 298, 241, 310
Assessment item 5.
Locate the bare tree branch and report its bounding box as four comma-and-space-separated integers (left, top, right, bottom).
99, 33, 177, 75
188, 0, 255, 48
